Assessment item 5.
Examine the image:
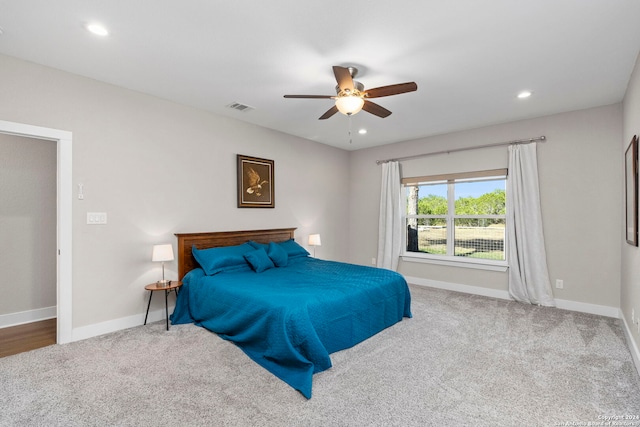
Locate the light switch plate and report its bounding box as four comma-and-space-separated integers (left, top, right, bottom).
87, 212, 107, 225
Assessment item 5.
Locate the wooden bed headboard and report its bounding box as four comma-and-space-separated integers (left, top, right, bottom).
175, 228, 297, 280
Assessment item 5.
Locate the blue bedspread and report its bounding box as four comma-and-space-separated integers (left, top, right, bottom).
171, 257, 412, 398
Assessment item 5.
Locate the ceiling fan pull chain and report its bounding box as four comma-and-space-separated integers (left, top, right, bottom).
348, 115, 353, 144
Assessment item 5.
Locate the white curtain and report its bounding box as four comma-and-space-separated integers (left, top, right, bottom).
506, 143, 555, 306
377, 161, 402, 271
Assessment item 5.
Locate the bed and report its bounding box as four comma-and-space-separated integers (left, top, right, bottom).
170, 228, 412, 398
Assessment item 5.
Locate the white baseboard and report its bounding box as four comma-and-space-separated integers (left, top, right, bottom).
71, 305, 175, 342
554, 298, 620, 318
0, 306, 57, 329
407, 276, 511, 301
405, 276, 620, 318
620, 312, 640, 378
0, 304, 175, 342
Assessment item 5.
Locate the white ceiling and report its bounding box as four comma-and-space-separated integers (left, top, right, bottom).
1, 0, 639, 150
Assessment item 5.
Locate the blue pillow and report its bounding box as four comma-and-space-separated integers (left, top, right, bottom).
267, 241, 288, 267
277, 239, 309, 259
244, 248, 275, 273
192, 243, 253, 275
248, 240, 268, 250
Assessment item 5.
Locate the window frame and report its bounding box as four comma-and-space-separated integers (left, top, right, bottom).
401, 169, 508, 271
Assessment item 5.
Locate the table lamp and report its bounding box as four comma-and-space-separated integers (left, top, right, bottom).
152, 244, 174, 287
308, 234, 321, 258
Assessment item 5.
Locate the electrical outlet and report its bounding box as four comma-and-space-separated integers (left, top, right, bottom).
371, 257, 376, 265
555, 279, 564, 289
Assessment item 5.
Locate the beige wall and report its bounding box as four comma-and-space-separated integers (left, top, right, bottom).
0, 54, 350, 328
0, 133, 57, 315
0, 49, 630, 332
622, 52, 640, 344
349, 103, 622, 308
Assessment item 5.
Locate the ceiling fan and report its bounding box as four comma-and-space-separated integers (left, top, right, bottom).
284, 66, 418, 120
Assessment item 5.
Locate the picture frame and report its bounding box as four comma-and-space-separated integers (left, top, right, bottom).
237, 154, 275, 208
625, 135, 638, 246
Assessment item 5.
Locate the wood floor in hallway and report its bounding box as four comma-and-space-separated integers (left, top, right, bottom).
0, 318, 56, 358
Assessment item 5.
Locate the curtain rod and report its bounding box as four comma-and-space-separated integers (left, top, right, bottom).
375, 136, 546, 165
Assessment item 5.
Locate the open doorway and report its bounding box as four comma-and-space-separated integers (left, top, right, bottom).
0, 120, 72, 344
0, 133, 56, 350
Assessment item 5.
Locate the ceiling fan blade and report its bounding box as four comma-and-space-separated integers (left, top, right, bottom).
333, 66, 354, 93
365, 82, 418, 98
362, 100, 392, 118
319, 105, 339, 120
284, 95, 334, 99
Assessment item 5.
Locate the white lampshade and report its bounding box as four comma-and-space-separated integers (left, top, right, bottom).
308, 234, 321, 247
152, 244, 174, 262
335, 96, 364, 116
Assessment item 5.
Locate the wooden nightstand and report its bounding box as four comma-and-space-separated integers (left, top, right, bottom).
144, 281, 182, 331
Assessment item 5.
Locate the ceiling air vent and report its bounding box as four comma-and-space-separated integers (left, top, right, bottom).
226, 102, 255, 113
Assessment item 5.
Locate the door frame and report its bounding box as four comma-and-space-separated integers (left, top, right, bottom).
0, 120, 72, 344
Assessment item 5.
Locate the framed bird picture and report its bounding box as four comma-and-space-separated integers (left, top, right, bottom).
237, 154, 275, 208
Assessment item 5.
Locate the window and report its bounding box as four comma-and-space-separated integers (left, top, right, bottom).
403, 169, 507, 264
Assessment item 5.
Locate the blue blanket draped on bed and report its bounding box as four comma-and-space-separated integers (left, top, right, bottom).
171, 257, 412, 398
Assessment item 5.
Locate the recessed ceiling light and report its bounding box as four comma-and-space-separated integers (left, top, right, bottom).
358, 129, 367, 135
517, 90, 532, 99
86, 23, 109, 37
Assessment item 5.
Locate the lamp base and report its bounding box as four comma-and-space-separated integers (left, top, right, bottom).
156, 279, 171, 288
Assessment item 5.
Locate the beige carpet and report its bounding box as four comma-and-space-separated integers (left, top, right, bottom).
1, 285, 640, 426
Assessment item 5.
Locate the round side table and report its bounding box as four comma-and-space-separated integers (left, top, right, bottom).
144, 281, 182, 331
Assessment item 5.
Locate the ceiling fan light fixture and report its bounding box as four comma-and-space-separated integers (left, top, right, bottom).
335, 95, 364, 116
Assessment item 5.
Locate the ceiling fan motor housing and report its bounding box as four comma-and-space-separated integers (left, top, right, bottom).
336, 81, 365, 96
